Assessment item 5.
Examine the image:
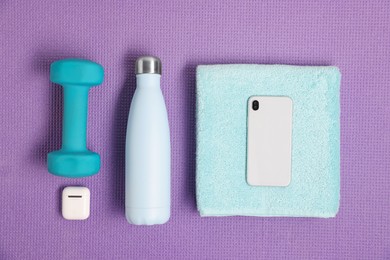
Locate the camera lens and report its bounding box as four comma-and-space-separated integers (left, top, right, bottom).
252, 100, 259, 111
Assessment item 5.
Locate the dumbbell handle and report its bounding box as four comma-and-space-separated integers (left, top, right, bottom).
62, 85, 90, 151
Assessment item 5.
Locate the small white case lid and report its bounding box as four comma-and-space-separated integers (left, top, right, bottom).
62, 186, 90, 220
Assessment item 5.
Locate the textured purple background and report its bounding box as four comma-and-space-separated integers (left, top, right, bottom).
1, 1, 389, 259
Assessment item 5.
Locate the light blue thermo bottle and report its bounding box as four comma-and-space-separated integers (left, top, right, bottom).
125, 56, 171, 225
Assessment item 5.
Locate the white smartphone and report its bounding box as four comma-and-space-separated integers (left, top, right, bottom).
246, 96, 293, 186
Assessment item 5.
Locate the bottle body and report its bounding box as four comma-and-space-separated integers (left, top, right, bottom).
125, 74, 171, 225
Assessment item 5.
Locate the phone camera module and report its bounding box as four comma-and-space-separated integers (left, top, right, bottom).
252, 100, 259, 111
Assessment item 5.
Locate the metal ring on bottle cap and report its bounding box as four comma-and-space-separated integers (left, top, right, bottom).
135, 56, 161, 75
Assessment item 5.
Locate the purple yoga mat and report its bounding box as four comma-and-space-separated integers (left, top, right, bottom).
1, 1, 389, 259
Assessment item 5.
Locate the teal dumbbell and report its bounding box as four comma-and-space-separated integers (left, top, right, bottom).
48, 59, 104, 178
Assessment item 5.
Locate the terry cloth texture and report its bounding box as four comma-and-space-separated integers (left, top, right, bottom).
196, 64, 340, 217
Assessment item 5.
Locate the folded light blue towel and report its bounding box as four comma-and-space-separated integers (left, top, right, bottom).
196, 64, 340, 217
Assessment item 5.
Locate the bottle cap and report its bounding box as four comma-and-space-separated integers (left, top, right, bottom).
135, 56, 161, 75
